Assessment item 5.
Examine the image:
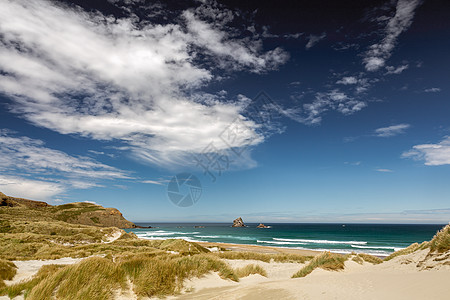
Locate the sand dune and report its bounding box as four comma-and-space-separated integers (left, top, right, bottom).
173, 249, 450, 300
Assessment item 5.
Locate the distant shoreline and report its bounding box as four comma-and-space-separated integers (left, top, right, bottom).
197, 241, 320, 256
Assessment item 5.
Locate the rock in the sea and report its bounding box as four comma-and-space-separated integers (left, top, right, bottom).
256, 223, 269, 228
232, 217, 246, 227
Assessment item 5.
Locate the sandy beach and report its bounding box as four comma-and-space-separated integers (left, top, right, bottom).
173, 247, 450, 300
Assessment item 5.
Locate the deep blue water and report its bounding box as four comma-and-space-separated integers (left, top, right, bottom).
125, 223, 446, 256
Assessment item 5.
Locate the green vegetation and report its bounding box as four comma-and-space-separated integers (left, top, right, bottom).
0, 231, 211, 261
292, 252, 348, 278
90, 217, 100, 224
235, 264, 267, 278
429, 224, 450, 253
0, 195, 135, 229
0, 220, 12, 233
213, 251, 312, 263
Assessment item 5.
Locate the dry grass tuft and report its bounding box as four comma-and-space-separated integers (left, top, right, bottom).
121, 254, 238, 297
351, 253, 382, 265
429, 224, 450, 253
4, 258, 126, 300
0, 259, 17, 289
383, 241, 429, 261
292, 252, 348, 278
1, 264, 65, 298
352, 255, 364, 264
235, 264, 267, 278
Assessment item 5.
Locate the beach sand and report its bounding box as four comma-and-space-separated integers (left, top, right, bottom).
173, 248, 450, 300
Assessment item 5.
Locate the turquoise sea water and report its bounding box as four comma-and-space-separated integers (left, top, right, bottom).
126, 223, 446, 257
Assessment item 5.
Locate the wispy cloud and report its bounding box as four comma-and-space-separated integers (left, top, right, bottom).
141, 179, 167, 185
363, 0, 422, 71
374, 124, 410, 137
305, 32, 326, 49
0, 175, 65, 201
424, 87, 441, 93
336, 76, 358, 85
0, 130, 131, 199
385, 64, 409, 75
283, 90, 366, 125
0, 131, 130, 179
0, 0, 288, 168
402, 136, 450, 166
375, 168, 393, 172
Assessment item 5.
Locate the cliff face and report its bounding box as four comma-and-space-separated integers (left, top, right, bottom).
0, 192, 137, 229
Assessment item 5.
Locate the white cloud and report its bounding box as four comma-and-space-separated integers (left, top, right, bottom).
141, 179, 166, 185
0, 175, 65, 200
424, 87, 441, 93
374, 123, 410, 137
402, 136, 450, 166
0, 131, 131, 199
336, 76, 358, 85
363, 0, 421, 71
0, 0, 288, 168
0, 131, 130, 180
305, 32, 326, 49
283, 90, 366, 125
385, 64, 409, 74
376, 168, 393, 172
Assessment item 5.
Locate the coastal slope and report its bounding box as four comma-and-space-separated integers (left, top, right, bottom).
0, 192, 136, 228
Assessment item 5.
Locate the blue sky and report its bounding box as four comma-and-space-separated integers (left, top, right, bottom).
0, 0, 449, 223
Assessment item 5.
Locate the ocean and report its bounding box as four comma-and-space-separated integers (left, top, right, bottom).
125, 223, 446, 257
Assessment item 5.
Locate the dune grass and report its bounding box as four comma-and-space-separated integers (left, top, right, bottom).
429, 224, 450, 253
351, 254, 364, 264
0, 259, 17, 289
0, 228, 209, 260
292, 252, 348, 278
358, 253, 383, 264
1, 264, 66, 299
383, 241, 429, 261
213, 251, 312, 263
2, 254, 238, 299
121, 254, 237, 297
235, 264, 267, 278
351, 253, 382, 265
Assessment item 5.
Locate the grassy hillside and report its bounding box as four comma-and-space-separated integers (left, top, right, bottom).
0, 192, 136, 228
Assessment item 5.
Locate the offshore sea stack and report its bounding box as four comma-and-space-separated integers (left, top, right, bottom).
232, 217, 246, 227
257, 223, 269, 228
